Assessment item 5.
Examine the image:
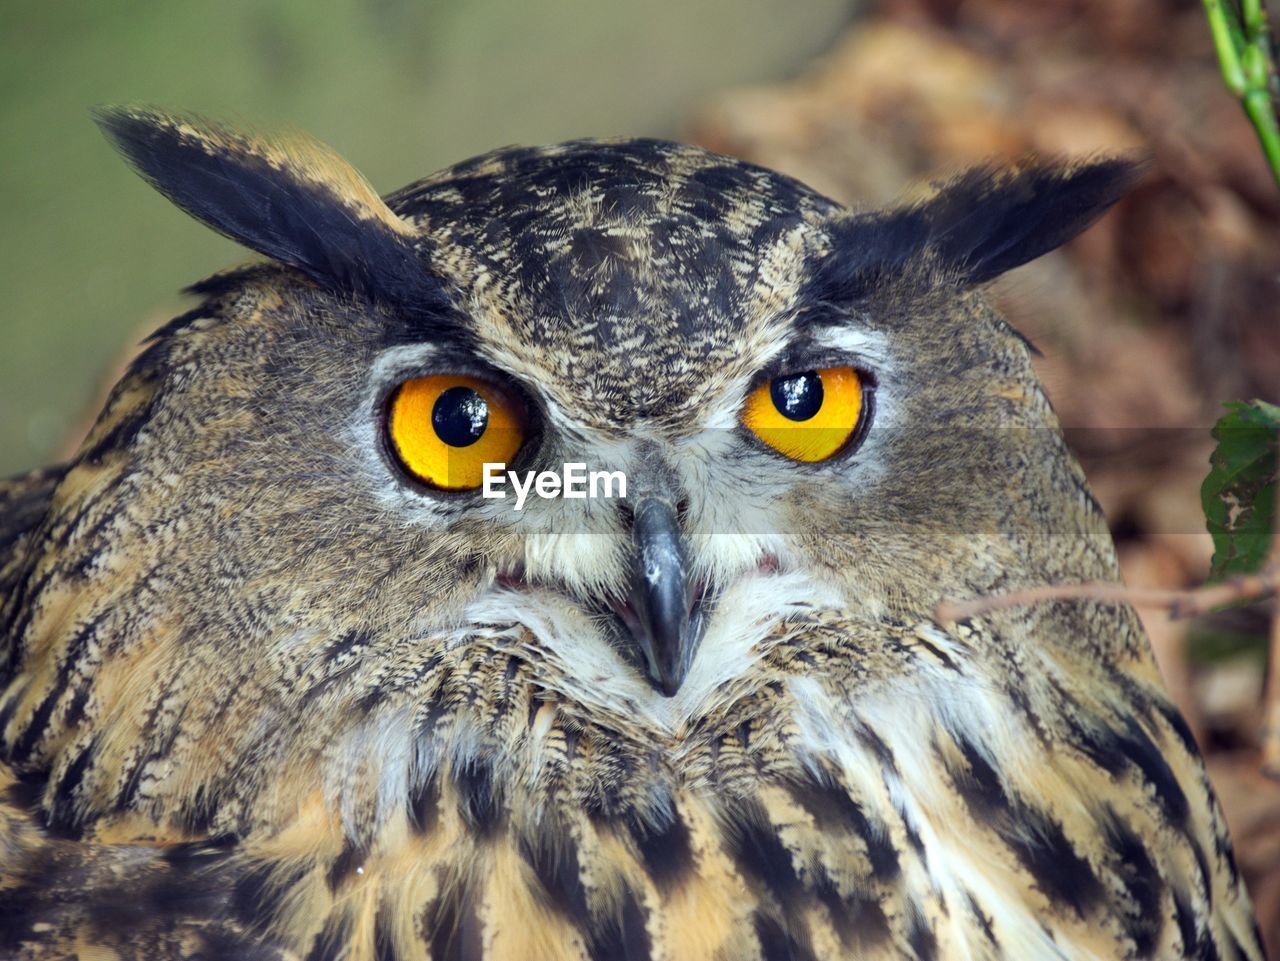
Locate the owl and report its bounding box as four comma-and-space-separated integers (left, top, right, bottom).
0, 107, 1263, 961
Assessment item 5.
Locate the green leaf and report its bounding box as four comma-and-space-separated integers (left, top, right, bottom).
1202, 399, 1280, 580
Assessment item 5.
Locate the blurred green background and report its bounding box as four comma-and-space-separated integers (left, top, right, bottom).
0, 0, 854, 477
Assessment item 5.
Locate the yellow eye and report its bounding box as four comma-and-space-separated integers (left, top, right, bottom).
741, 366, 866, 462
386, 374, 525, 490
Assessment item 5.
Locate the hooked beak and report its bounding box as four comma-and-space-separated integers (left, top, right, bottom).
623, 493, 700, 697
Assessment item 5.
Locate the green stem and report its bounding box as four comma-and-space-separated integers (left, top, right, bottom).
1244, 0, 1268, 35
1206, 0, 1248, 92
1204, 0, 1280, 189
1244, 88, 1280, 174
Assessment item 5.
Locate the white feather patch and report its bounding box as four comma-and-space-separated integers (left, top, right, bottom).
463, 569, 842, 734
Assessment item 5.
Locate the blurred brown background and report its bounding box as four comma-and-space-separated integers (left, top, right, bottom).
4, 0, 1280, 949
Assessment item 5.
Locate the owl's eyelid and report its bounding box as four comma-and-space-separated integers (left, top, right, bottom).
745, 352, 878, 396
375, 356, 546, 429
378, 356, 523, 399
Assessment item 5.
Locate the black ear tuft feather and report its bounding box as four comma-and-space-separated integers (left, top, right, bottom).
816, 158, 1143, 301
809, 208, 931, 303
93, 106, 453, 316
924, 159, 1144, 284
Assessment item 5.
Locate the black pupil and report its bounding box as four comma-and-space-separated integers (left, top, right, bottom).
770, 371, 824, 421
432, 386, 489, 447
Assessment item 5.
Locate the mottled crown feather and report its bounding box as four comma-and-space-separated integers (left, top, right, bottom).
93, 105, 455, 317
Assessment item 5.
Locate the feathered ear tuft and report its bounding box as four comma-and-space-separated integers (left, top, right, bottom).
93, 106, 452, 314
815, 158, 1144, 301
921, 159, 1144, 284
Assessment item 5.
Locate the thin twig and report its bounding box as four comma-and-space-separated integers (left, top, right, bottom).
934, 566, 1280, 624
1258, 496, 1280, 777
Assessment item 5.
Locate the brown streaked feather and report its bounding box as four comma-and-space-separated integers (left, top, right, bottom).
0, 468, 64, 558
1, 466, 67, 709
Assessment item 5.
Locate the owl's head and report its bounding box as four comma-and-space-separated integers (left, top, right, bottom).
2, 109, 1137, 840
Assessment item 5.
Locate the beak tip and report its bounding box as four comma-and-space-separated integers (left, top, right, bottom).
628, 494, 700, 698
653, 664, 685, 698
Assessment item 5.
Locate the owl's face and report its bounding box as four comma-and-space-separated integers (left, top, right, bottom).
3, 111, 1137, 840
